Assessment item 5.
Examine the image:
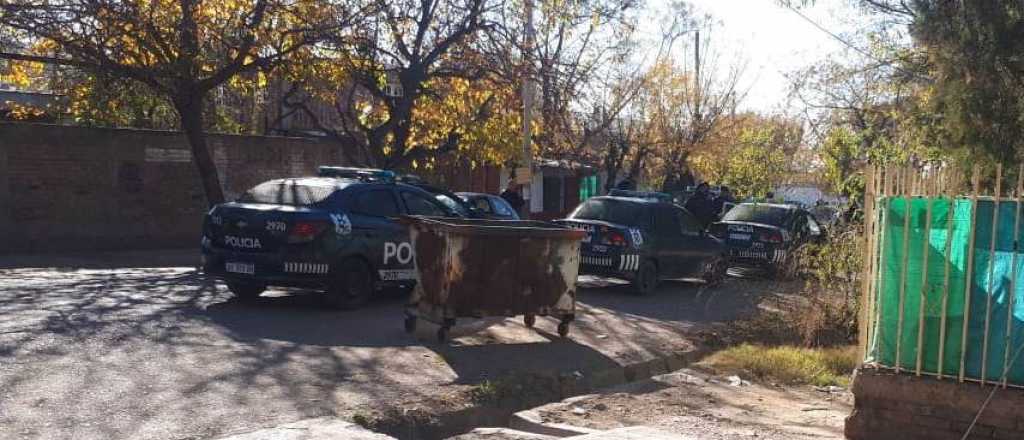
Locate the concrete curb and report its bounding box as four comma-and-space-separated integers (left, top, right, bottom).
392, 347, 711, 439
197, 344, 708, 440
507, 398, 603, 438
214, 417, 397, 440
447, 427, 561, 439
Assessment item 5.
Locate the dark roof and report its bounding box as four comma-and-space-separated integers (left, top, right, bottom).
0, 89, 64, 109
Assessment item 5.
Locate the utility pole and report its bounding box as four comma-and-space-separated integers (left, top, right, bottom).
519, 0, 535, 218
694, 30, 701, 124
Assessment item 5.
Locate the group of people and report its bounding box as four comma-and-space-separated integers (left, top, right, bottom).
499, 176, 736, 226
685, 183, 735, 226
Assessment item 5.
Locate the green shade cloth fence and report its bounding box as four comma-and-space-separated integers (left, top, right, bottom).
868, 197, 1024, 384
579, 175, 599, 201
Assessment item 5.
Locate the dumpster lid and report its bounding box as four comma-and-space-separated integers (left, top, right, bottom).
400, 216, 586, 239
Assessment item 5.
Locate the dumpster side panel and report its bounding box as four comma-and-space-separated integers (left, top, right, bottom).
410, 227, 452, 306
481, 236, 523, 315
553, 238, 581, 312
406, 216, 582, 322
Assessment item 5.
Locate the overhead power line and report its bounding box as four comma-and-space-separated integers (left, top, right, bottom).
783, 4, 876, 60
782, 4, 929, 82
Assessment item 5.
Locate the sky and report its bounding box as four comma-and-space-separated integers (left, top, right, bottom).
652, 0, 866, 112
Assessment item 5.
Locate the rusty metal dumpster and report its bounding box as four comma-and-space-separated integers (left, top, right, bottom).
400, 216, 585, 343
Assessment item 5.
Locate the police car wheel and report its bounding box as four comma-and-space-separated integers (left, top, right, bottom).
227, 282, 265, 300
632, 260, 659, 295
326, 259, 374, 310
703, 257, 728, 286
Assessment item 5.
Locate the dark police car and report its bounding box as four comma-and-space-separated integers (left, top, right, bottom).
558, 190, 727, 295
201, 167, 459, 309
709, 202, 824, 276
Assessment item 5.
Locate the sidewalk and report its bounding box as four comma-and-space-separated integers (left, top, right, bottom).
0, 248, 200, 269
503, 368, 851, 440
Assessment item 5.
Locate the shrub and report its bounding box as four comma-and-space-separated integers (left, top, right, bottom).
792, 225, 862, 347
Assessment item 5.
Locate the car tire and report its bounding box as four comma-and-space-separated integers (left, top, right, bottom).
227, 281, 265, 300
631, 260, 659, 295
326, 258, 374, 310
702, 256, 728, 287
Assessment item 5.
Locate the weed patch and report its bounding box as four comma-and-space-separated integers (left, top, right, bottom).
702, 344, 858, 387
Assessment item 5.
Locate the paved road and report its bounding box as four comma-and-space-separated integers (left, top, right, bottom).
0, 266, 766, 440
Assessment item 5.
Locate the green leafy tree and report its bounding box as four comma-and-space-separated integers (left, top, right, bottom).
910, 1, 1024, 163
721, 122, 796, 198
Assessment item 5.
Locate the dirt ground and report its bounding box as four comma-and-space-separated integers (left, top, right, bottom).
535, 368, 852, 440
0, 250, 799, 440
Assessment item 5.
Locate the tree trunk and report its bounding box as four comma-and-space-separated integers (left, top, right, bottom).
175, 94, 226, 206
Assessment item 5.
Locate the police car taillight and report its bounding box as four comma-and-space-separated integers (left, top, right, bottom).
288, 221, 328, 243
761, 230, 784, 243
602, 231, 627, 247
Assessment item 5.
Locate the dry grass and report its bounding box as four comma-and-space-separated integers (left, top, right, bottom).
702, 344, 859, 387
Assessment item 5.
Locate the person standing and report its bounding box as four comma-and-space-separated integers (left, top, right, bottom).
686, 183, 715, 226
500, 178, 526, 217
711, 186, 735, 220
615, 176, 636, 191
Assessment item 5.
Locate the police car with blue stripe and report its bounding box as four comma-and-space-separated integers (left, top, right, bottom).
558, 190, 728, 295
201, 167, 460, 309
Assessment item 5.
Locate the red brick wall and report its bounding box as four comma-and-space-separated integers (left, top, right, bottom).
0, 122, 345, 253
847, 368, 1024, 440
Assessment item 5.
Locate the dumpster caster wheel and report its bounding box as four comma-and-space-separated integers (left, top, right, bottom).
524, 314, 536, 328
437, 327, 449, 343
557, 322, 570, 338
404, 316, 417, 333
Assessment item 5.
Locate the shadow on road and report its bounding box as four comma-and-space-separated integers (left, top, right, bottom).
436, 334, 621, 384
200, 290, 417, 347
576, 276, 766, 325
0, 265, 777, 440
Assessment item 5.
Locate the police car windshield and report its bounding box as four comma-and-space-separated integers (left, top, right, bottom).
238, 180, 341, 206
571, 199, 645, 225
722, 204, 793, 226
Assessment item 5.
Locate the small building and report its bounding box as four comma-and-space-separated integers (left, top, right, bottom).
500, 159, 602, 221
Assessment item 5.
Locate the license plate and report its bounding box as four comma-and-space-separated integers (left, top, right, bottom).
729, 233, 751, 241
225, 262, 255, 275
590, 244, 608, 253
